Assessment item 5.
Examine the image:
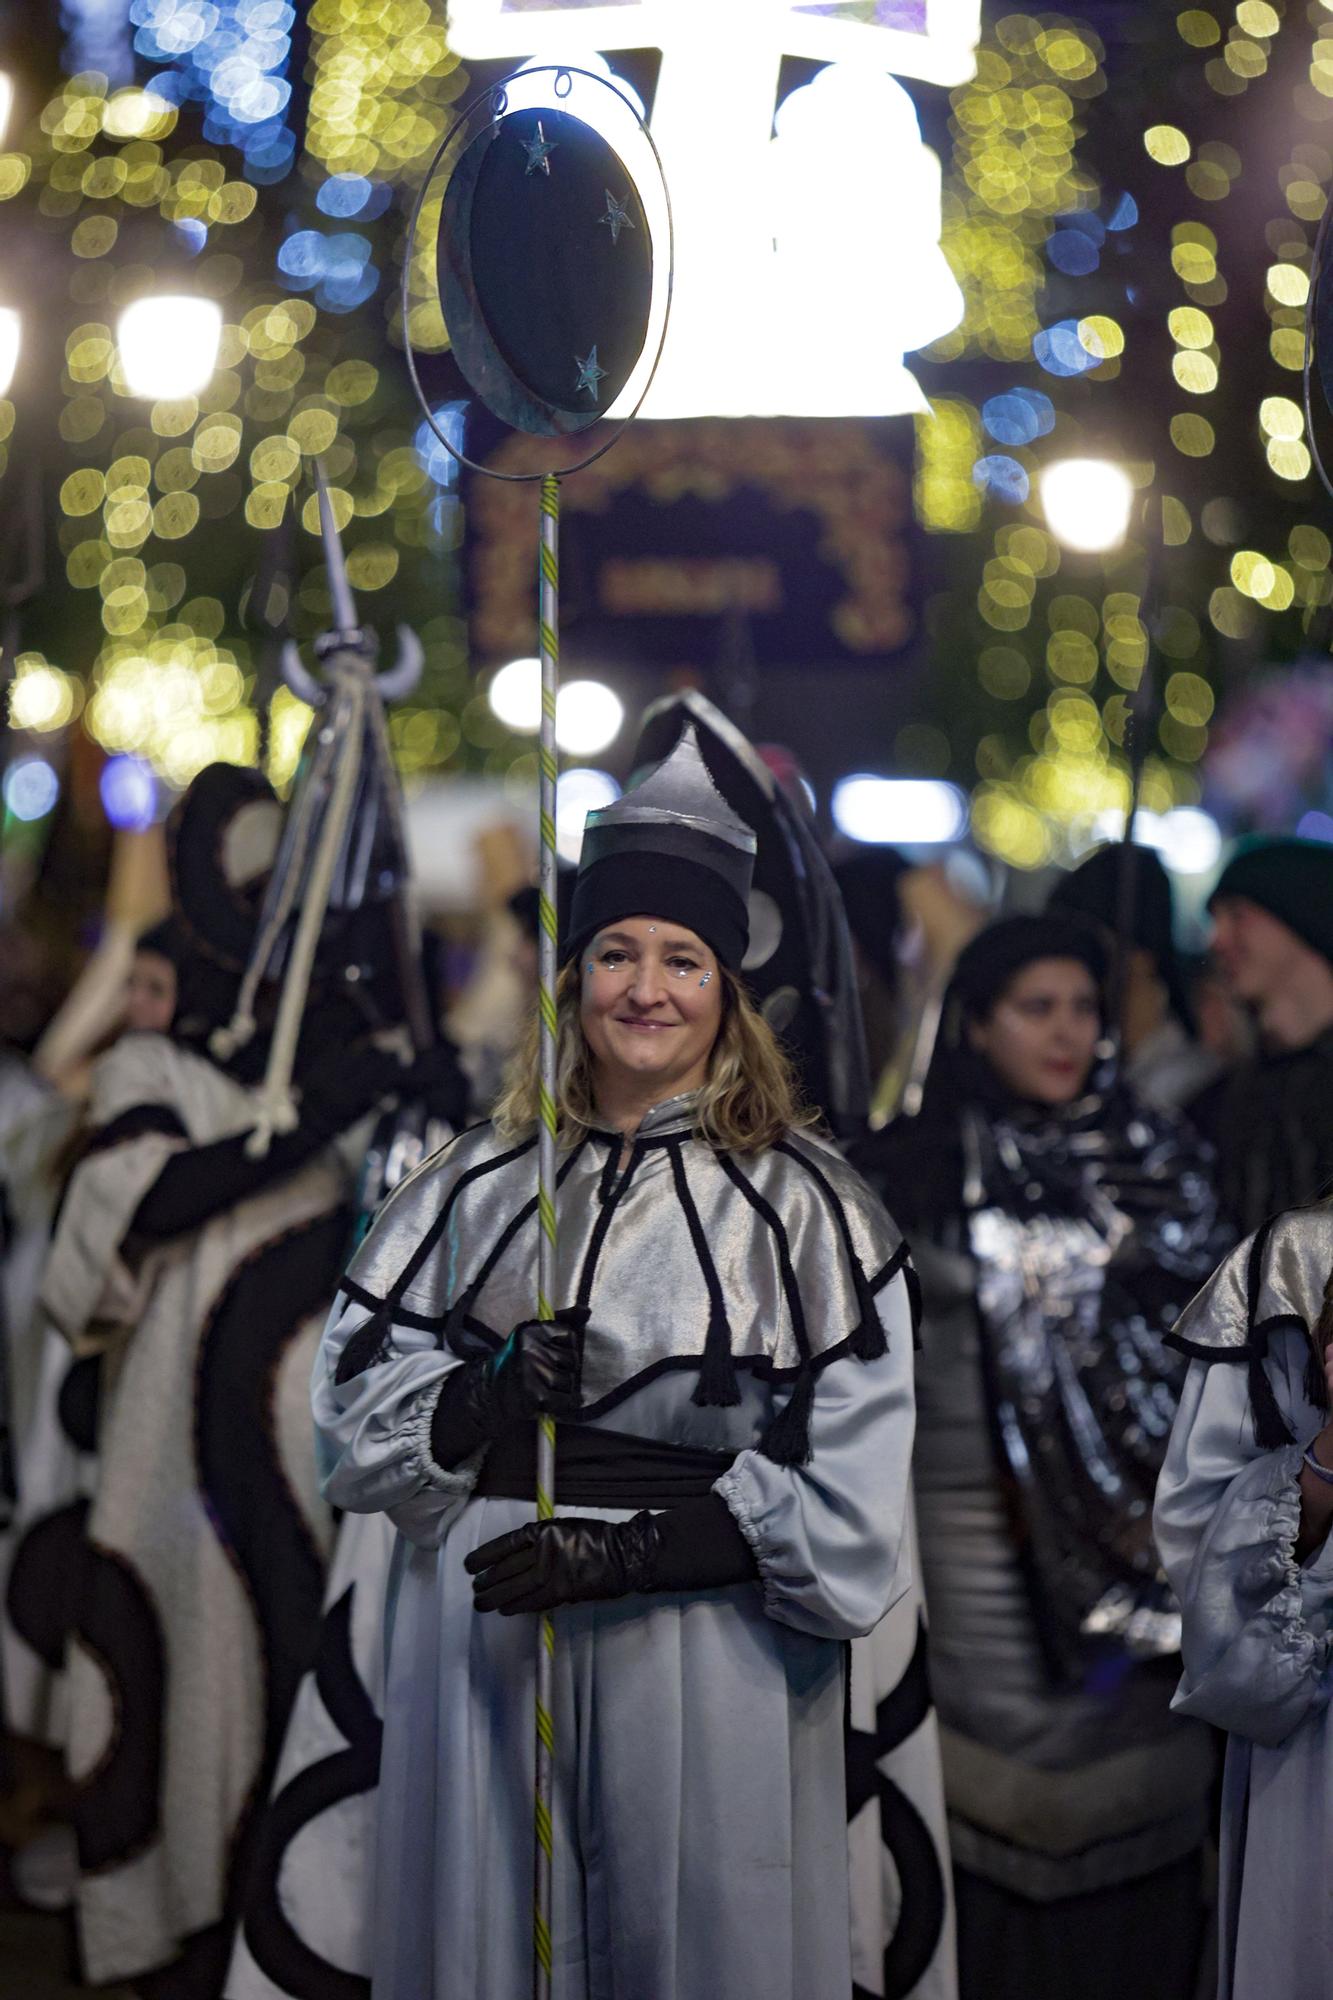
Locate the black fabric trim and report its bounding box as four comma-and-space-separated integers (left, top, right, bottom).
716, 1151, 812, 1363
71, 1542, 166, 1872
845, 1616, 947, 2000
83, 1102, 189, 1157
5, 1496, 90, 1668
240, 1585, 380, 2000
339, 1274, 442, 1330
1242, 1221, 1297, 1449
334, 1137, 538, 1382
575, 1139, 644, 1310
667, 1140, 740, 1406
195, 1208, 347, 1791
775, 1138, 886, 1359
441, 1140, 590, 1357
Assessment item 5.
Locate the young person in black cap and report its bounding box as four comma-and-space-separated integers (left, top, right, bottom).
854, 913, 1230, 2000
1047, 841, 1221, 1112
314, 728, 918, 2000
1190, 833, 1333, 1231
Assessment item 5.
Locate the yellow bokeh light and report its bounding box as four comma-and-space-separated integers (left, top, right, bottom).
1176, 10, 1221, 44
1259, 394, 1304, 439
1165, 671, 1214, 726
1267, 263, 1310, 307
1290, 524, 1331, 569
289, 406, 339, 455
1172, 350, 1218, 393
60, 468, 106, 517
1171, 241, 1217, 284
8, 656, 77, 733
1236, 0, 1279, 30
1170, 412, 1215, 455
1168, 306, 1214, 348
1231, 549, 1276, 598
301, 486, 353, 535
1078, 315, 1124, 360
1270, 327, 1307, 371
1267, 437, 1312, 481
1145, 124, 1190, 166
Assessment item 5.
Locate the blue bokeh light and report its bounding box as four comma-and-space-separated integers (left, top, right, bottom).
1033, 320, 1099, 378
972, 454, 1030, 504
100, 755, 158, 833
132, 0, 296, 180
415, 403, 468, 488
1047, 229, 1100, 276
5, 758, 60, 823
317, 175, 393, 219
982, 387, 1055, 446
277, 227, 378, 312
1105, 192, 1139, 232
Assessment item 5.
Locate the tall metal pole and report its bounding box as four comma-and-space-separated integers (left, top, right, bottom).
533, 470, 561, 1999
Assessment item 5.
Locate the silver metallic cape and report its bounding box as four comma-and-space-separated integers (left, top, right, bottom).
1154, 1207, 1333, 2000
312, 1095, 918, 2000
340, 1093, 907, 1403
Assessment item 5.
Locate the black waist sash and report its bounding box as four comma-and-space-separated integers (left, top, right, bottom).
476, 1422, 735, 1510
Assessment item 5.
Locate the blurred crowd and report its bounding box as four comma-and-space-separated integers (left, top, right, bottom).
2, 738, 1332, 2000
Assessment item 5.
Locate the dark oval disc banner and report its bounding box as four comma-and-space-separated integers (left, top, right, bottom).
438, 104, 654, 438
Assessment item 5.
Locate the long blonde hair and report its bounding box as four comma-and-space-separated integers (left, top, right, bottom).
493, 962, 815, 1154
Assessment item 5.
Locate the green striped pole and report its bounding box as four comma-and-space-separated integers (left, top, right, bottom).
534, 470, 561, 1999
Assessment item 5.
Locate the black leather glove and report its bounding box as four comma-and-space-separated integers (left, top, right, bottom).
430, 1310, 588, 1470
466, 1495, 757, 1615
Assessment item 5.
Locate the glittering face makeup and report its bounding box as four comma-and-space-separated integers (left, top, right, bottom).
579, 916, 724, 1096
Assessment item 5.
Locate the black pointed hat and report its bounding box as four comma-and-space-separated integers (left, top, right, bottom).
631, 693, 871, 1137
567, 724, 756, 969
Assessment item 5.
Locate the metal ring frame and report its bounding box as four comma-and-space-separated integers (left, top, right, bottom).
401, 63, 675, 484
1303, 188, 1333, 507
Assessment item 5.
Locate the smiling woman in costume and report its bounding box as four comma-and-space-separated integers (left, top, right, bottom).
315, 728, 918, 2000
854, 913, 1231, 2000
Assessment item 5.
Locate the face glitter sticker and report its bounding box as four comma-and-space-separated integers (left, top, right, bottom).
699, 972, 713, 986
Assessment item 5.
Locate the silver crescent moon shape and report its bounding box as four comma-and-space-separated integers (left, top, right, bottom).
279, 639, 327, 709
375, 625, 424, 704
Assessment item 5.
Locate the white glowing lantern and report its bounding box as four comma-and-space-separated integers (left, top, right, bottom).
487, 660, 625, 754
116, 295, 223, 399
555, 680, 625, 756
0, 74, 12, 149
450, 0, 979, 418
488, 657, 541, 733
1039, 459, 1135, 554
0, 309, 19, 398
556, 767, 621, 863
832, 776, 969, 846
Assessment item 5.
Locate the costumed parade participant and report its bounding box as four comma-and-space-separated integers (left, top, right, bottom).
314, 727, 919, 2000
1047, 842, 1220, 1113
1155, 1203, 1333, 1999
230, 695, 954, 2000
1189, 835, 1333, 1231
853, 914, 1231, 2000
40, 678, 463, 1993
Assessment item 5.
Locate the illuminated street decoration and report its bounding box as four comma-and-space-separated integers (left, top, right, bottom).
130, 0, 297, 179
449, 0, 979, 415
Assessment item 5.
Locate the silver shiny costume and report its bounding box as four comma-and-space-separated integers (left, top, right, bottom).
314, 1094, 917, 2000
1156, 1206, 1333, 2000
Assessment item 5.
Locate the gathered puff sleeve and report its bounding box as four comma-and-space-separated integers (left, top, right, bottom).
311, 1123, 521, 1549
715, 1135, 918, 1643
1155, 1216, 1333, 1748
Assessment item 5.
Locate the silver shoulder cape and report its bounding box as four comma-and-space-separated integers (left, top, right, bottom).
337, 1102, 910, 1422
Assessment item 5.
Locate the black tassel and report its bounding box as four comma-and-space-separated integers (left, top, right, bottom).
692, 1306, 741, 1408
1248, 1343, 1296, 1450
761, 1365, 817, 1467
1306, 1338, 1331, 1414
334, 1304, 394, 1386
848, 1264, 887, 1362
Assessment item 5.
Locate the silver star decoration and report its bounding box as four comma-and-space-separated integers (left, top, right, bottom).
599, 187, 635, 247
574, 346, 608, 402
522, 120, 558, 176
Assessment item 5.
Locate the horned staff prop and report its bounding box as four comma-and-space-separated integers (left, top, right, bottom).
215, 461, 433, 1154
403, 65, 671, 1997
